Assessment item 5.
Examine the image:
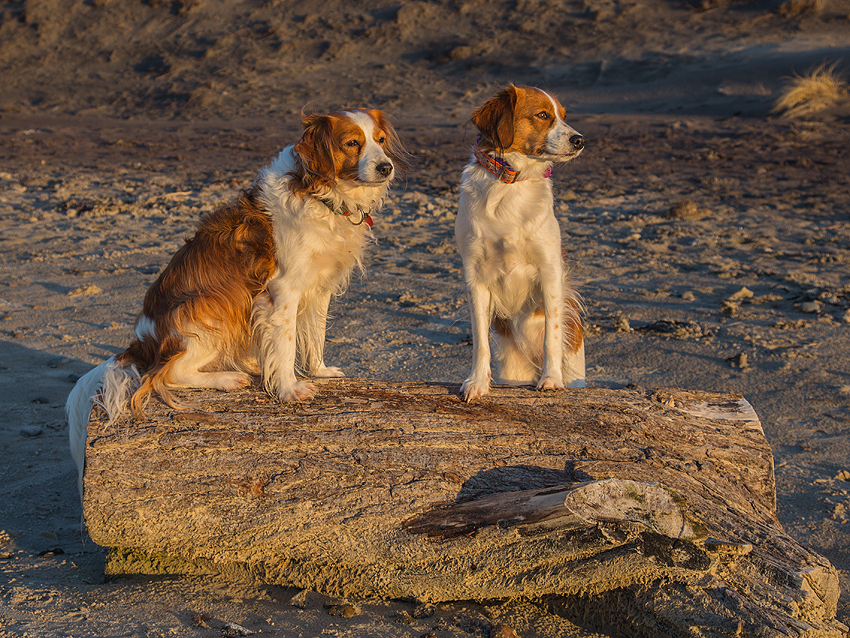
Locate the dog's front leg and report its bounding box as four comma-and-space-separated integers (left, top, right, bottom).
538, 264, 566, 392
461, 282, 493, 402
305, 288, 344, 379
258, 276, 316, 402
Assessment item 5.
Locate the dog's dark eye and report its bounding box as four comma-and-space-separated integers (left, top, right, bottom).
535, 111, 551, 120
345, 140, 361, 149
377, 136, 386, 144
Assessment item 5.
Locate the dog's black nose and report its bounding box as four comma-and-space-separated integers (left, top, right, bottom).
376, 162, 393, 177
570, 135, 585, 151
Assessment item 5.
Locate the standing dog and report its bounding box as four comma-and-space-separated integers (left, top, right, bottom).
67, 108, 408, 489
455, 85, 586, 402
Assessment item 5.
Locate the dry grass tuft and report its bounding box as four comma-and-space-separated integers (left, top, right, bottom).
773, 63, 847, 118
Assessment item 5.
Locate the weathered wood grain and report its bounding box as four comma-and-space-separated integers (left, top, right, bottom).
81, 381, 846, 637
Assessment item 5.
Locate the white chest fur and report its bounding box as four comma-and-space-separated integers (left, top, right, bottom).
456, 164, 562, 316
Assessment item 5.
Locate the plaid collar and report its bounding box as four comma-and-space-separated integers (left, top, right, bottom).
320, 198, 373, 228
472, 139, 552, 183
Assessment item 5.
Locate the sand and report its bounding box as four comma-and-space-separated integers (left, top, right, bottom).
1, 0, 850, 636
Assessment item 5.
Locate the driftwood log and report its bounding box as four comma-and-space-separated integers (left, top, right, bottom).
81, 381, 846, 637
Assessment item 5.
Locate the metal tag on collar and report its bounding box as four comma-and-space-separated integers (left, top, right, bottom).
321, 198, 373, 227
346, 206, 372, 226
500, 166, 519, 184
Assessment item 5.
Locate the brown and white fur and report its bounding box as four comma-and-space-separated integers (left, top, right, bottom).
455, 85, 586, 402
67, 109, 407, 491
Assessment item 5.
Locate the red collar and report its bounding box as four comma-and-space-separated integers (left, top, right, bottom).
472, 140, 552, 183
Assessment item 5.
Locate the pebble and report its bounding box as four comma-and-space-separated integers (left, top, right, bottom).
800, 301, 822, 313
681, 291, 696, 302
720, 300, 739, 317
413, 603, 436, 619
395, 610, 415, 625
67, 284, 102, 297
726, 287, 754, 302
327, 604, 357, 618
613, 315, 631, 332
47, 356, 72, 368
727, 353, 749, 369
20, 425, 43, 437
490, 624, 521, 638
455, 615, 493, 634
221, 621, 254, 636
432, 617, 449, 631
192, 614, 212, 629
288, 589, 309, 608
841, 309, 850, 324
667, 199, 707, 221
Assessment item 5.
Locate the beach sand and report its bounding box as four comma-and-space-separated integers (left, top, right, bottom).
1, 1, 850, 635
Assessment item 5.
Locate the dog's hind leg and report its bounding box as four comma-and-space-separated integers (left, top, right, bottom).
168, 332, 251, 391
562, 292, 586, 388
493, 316, 538, 386
562, 340, 586, 388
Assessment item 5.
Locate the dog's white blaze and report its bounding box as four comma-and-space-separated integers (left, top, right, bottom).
545, 91, 566, 127
345, 110, 393, 183
134, 315, 156, 342
544, 91, 581, 156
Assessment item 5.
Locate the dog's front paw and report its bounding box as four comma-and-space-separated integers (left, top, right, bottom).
278, 380, 316, 402
461, 377, 490, 403
312, 365, 345, 378
536, 376, 565, 392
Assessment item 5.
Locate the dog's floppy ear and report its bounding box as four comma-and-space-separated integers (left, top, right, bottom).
368, 109, 413, 174
471, 85, 517, 154
289, 113, 338, 195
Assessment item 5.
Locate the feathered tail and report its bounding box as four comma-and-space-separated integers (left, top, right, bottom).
66, 357, 140, 497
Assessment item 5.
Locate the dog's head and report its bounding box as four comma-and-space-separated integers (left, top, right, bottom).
290, 109, 410, 195
471, 85, 584, 161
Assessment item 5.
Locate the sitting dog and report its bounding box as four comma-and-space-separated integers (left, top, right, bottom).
67, 108, 408, 489
455, 85, 586, 402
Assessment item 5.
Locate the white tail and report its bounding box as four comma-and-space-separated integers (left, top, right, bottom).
66, 358, 140, 497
